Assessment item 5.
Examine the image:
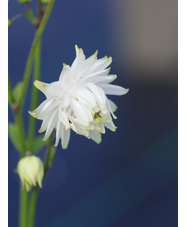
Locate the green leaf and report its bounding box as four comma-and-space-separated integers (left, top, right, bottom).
32, 136, 47, 154
24, 10, 37, 24
13, 82, 23, 102
8, 123, 22, 153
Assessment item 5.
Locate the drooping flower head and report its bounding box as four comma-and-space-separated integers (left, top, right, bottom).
17, 156, 44, 192
29, 46, 129, 149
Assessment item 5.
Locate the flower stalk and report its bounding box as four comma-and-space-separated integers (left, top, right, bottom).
27, 133, 55, 227
44, 132, 55, 175
15, 111, 26, 156
27, 39, 41, 151
28, 188, 38, 227
19, 186, 28, 227
17, 0, 55, 111
8, 77, 16, 106
9, 1, 56, 227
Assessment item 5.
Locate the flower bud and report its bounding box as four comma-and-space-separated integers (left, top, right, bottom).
17, 156, 44, 192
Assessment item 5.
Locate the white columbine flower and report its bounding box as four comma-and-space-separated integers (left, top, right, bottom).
29, 46, 129, 149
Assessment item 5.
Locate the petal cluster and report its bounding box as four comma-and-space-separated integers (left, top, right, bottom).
17, 156, 44, 192
29, 46, 129, 149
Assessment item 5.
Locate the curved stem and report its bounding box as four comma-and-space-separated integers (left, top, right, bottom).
19, 186, 28, 227
27, 40, 41, 151
9, 13, 23, 27
17, 0, 55, 110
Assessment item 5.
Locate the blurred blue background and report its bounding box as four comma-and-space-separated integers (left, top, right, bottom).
8, 0, 178, 226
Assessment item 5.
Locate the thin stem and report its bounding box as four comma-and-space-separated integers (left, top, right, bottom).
9, 77, 26, 156
15, 111, 26, 156
37, 0, 43, 20
28, 188, 38, 227
17, 0, 55, 110
9, 13, 23, 27
19, 186, 28, 227
44, 133, 54, 175
27, 133, 55, 227
8, 77, 15, 105
27, 40, 41, 151
15, 2, 55, 227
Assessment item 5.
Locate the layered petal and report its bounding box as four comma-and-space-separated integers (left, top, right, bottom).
100, 84, 129, 96
29, 45, 128, 149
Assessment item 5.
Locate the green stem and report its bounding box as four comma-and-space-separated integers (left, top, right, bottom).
15, 111, 26, 156
19, 186, 28, 227
9, 77, 26, 156
27, 133, 55, 227
15, 2, 55, 227
44, 133, 54, 175
38, 0, 43, 20
8, 77, 16, 105
28, 188, 38, 227
17, 0, 55, 110
27, 40, 41, 151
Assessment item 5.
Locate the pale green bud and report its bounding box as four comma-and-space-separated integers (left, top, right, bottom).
17, 156, 44, 192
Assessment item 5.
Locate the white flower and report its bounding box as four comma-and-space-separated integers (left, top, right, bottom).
17, 156, 44, 192
29, 46, 129, 149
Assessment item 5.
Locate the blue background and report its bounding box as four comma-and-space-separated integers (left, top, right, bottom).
8, 0, 178, 226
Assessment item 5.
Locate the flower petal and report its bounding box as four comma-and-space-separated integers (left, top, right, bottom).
94, 74, 117, 85
34, 80, 49, 96
43, 109, 58, 141
104, 121, 117, 132
71, 45, 85, 71
70, 98, 90, 126
105, 97, 117, 119
88, 56, 112, 74
100, 84, 129, 96
86, 83, 106, 107
75, 87, 97, 109
58, 110, 70, 130
59, 63, 71, 82
76, 50, 98, 77
79, 68, 111, 84
61, 126, 71, 149
89, 130, 102, 144
108, 99, 118, 112
68, 116, 89, 137
54, 120, 61, 147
